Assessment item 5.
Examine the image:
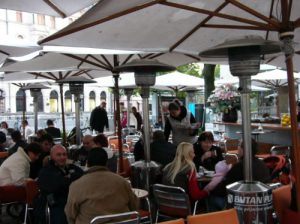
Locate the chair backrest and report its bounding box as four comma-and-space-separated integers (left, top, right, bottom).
224, 138, 240, 153
24, 179, 40, 205
270, 145, 291, 158
153, 184, 192, 218
117, 157, 131, 178
159, 218, 185, 224
90, 211, 140, 224
187, 208, 239, 224
272, 184, 291, 223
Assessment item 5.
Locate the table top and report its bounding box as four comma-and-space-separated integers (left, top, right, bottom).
132, 188, 148, 198
236, 129, 275, 135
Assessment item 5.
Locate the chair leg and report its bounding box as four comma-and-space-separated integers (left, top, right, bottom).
155, 210, 159, 223
23, 203, 28, 224
193, 201, 199, 215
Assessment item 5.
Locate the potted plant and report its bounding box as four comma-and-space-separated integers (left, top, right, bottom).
207, 83, 241, 122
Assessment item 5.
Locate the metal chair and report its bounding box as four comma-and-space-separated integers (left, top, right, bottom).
152, 184, 198, 223
272, 184, 291, 224
187, 208, 239, 224
90, 211, 140, 224
270, 145, 291, 158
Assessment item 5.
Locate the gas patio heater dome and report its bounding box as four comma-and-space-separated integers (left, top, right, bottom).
114, 59, 175, 190
22, 83, 50, 134
57, 76, 96, 145
200, 35, 282, 224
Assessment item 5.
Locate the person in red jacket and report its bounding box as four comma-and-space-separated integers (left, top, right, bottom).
162, 142, 208, 201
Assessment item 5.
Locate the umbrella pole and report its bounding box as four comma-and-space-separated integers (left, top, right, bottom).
33, 95, 38, 134
22, 89, 26, 137
59, 83, 66, 146
113, 55, 123, 173
74, 94, 81, 145
281, 33, 300, 211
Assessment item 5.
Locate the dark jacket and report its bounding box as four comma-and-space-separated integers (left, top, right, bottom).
133, 112, 143, 131
133, 139, 144, 161
38, 160, 83, 224
211, 157, 271, 196
193, 144, 223, 171
8, 140, 28, 156
90, 106, 109, 133
150, 140, 176, 168
45, 127, 61, 138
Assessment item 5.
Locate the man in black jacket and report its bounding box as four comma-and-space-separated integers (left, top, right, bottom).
38, 145, 83, 224
90, 101, 109, 133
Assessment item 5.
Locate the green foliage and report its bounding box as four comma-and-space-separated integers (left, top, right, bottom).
176, 63, 203, 77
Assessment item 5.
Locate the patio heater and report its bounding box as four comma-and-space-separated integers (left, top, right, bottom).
200, 36, 282, 224
123, 87, 135, 130
57, 77, 96, 145
21, 83, 50, 134
114, 59, 175, 190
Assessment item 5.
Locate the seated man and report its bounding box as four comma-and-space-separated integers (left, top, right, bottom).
8, 130, 28, 156
38, 144, 83, 224
45, 119, 61, 139
0, 142, 42, 186
208, 138, 271, 211
72, 135, 96, 166
65, 148, 139, 224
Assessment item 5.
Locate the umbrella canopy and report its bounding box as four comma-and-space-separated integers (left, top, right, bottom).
252, 69, 300, 88
155, 71, 204, 92
0, 0, 98, 18
95, 73, 135, 87
39, 0, 299, 69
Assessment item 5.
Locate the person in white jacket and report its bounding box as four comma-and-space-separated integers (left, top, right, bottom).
0, 142, 42, 186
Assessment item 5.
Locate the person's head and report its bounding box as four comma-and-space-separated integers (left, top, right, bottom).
101, 101, 107, 108
87, 148, 108, 168
22, 120, 28, 128
0, 131, 6, 145
168, 102, 181, 118
39, 134, 54, 153
152, 130, 165, 142
165, 142, 195, 183
36, 129, 47, 139
11, 130, 22, 142
198, 131, 214, 152
1, 121, 8, 129
238, 138, 258, 158
173, 99, 182, 107
50, 144, 68, 167
24, 142, 42, 162
82, 135, 96, 151
131, 106, 137, 113
46, 119, 54, 127
93, 134, 108, 147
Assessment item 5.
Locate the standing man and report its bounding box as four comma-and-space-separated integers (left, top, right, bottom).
45, 119, 61, 138
20, 120, 33, 142
132, 106, 143, 131
90, 101, 109, 133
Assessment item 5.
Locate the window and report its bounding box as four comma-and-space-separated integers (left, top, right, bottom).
100, 91, 106, 101
50, 90, 59, 112
65, 90, 72, 112
37, 14, 45, 25
89, 91, 96, 111
0, 90, 5, 113
16, 11, 22, 23
16, 89, 26, 112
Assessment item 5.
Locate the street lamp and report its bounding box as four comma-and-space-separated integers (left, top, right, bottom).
200, 35, 282, 224
114, 59, 175, 190
22, 83, 50, 134
57, 76, 96, 145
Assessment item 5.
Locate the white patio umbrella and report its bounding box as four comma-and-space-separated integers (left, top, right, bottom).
38, 0, 300, 201
154, 71, 204, 92
252, 69, 300, 88
0, 0, 98, 18
95, 73, 135, 87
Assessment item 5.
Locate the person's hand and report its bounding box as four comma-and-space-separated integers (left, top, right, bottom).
201, 151, 213, 161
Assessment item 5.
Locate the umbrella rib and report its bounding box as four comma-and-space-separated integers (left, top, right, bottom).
202, 24, 277, 31
29, 72, 55, 80
43, 0, 66, 18
227, 0, 280, 29
99, 55, 113, 69
39, 0, 164, 44
169, 2, 228, 51
0, 50, 9, 56
62, 54, 111, 71
81, 71, 94, 79
121, 54, 135, 65
87, 54, 112, 68
162, 1, 272, 29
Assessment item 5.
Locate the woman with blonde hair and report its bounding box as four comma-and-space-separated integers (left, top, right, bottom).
162, 142, 208, 201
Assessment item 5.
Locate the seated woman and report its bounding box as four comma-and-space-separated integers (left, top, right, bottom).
162, 142, 208, 202
193, 131, 223, 171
